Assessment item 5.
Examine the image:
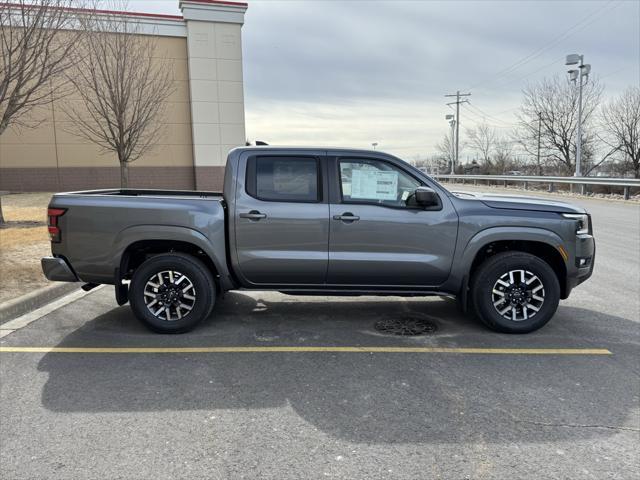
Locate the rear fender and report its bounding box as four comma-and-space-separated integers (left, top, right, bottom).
112, 225, 233, 290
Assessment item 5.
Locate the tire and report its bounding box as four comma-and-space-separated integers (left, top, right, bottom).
129, 253, 216, 334
470, 251, 560, 334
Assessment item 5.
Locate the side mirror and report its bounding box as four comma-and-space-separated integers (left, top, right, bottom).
414, 186, 439, 207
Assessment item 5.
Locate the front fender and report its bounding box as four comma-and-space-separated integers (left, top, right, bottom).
441, 226, 565, 295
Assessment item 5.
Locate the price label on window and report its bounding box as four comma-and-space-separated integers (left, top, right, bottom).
351, 170, 398, 200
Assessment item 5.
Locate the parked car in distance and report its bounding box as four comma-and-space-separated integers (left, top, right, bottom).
42, 147, 595, 334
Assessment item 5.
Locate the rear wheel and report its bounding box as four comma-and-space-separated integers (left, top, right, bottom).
471, 251, 560, 333
129, 253, 215, 333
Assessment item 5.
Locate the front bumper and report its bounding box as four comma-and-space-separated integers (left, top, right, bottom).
41, 256, 79, 282
565, 235, 595, 296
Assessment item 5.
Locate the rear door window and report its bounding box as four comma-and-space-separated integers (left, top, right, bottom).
247, 156, 320, 202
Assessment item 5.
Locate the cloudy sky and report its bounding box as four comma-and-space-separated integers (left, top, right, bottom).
128, 0, 639, 160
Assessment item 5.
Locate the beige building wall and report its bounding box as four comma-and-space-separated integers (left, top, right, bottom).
186, 20, 246, 190
0, 0, 247, 192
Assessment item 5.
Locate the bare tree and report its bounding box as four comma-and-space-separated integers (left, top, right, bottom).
516, 75, 603, 175
492, 136, 515, 174
435, 131, 458, 173
0, 0, 85, 134
64, 1, 174, 187
466, 122, 497, 166
0, 0, 86, 224
601, 86, 640, 178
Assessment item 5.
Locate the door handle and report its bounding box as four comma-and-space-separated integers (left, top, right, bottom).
333, 212, 360, 222
240, 210, 267, 221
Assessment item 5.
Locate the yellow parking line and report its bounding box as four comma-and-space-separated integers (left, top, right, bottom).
0, 346, 612, 355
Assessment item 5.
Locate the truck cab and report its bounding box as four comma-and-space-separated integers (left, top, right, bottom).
226, 148, 458, 289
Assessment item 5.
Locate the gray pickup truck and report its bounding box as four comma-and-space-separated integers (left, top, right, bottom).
42, 147, 595, 334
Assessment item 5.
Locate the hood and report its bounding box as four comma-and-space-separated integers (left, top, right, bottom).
451, 191, 586, 214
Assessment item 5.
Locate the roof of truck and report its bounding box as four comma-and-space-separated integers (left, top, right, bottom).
233, 146, 396, 155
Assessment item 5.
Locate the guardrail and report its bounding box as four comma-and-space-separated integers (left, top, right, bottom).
432, 174, 640, 200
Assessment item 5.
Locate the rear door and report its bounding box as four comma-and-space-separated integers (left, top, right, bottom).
233, 153, 329, 285
327, 155, 458, 286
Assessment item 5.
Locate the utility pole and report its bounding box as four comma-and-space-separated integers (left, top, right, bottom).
536, 112, 542, 176
445, 90, 471, 172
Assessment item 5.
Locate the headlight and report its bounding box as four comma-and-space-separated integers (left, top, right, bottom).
562, 213, 590, 235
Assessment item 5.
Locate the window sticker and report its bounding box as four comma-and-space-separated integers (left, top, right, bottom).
350, 169, 398, 200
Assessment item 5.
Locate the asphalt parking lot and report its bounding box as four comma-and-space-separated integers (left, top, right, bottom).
1, 194, 638, 479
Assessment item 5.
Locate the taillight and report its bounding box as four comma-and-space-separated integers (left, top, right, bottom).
47, 208, 66, 243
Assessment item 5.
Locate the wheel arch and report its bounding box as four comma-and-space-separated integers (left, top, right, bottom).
454, 227, 569, 310
469, 240, 567, 297
112, 226, 233, 304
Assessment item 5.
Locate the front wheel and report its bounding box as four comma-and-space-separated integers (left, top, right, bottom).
471, 251, 560, 333
129, 253, 216, 333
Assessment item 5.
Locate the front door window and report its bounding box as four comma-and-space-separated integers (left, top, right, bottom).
339, 159, 421, 208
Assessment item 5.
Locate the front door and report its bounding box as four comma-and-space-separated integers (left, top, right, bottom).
234, 154, 329, 285
327, 156, 458, 287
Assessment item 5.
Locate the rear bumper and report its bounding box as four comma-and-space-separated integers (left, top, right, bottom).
41, 256, 79, 282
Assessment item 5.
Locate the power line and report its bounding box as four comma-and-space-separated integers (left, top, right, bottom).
494, 55, 565, 90
467, 0, 622, 92
468, 3, 612, 91
599, 66, 628, 80
466, 103, 517, 128
465, 102, 516, 127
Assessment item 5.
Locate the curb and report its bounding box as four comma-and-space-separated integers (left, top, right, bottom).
0, 282, 82, 325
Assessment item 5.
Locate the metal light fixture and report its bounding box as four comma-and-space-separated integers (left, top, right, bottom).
565, 54, 582, 66
568, 69, 579, 82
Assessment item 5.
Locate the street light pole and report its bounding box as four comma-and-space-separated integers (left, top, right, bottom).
450, 119, 456, 174
576, 62, 584, 176
536, 112, 542, 175
445, 114, 456, 174
445, 90, 471, 169
566, 54, 591, 177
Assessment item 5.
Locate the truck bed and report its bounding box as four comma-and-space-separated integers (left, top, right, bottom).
55, 188, 223, 199
48, 188, 228, 285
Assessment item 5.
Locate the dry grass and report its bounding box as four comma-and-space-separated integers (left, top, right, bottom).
0, 193, 55, 303
2, 192, 52, 223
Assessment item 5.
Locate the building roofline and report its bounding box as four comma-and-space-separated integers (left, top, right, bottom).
0, 2, 184, 21
0, 1, 248, 22
181, 0, 248, 7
